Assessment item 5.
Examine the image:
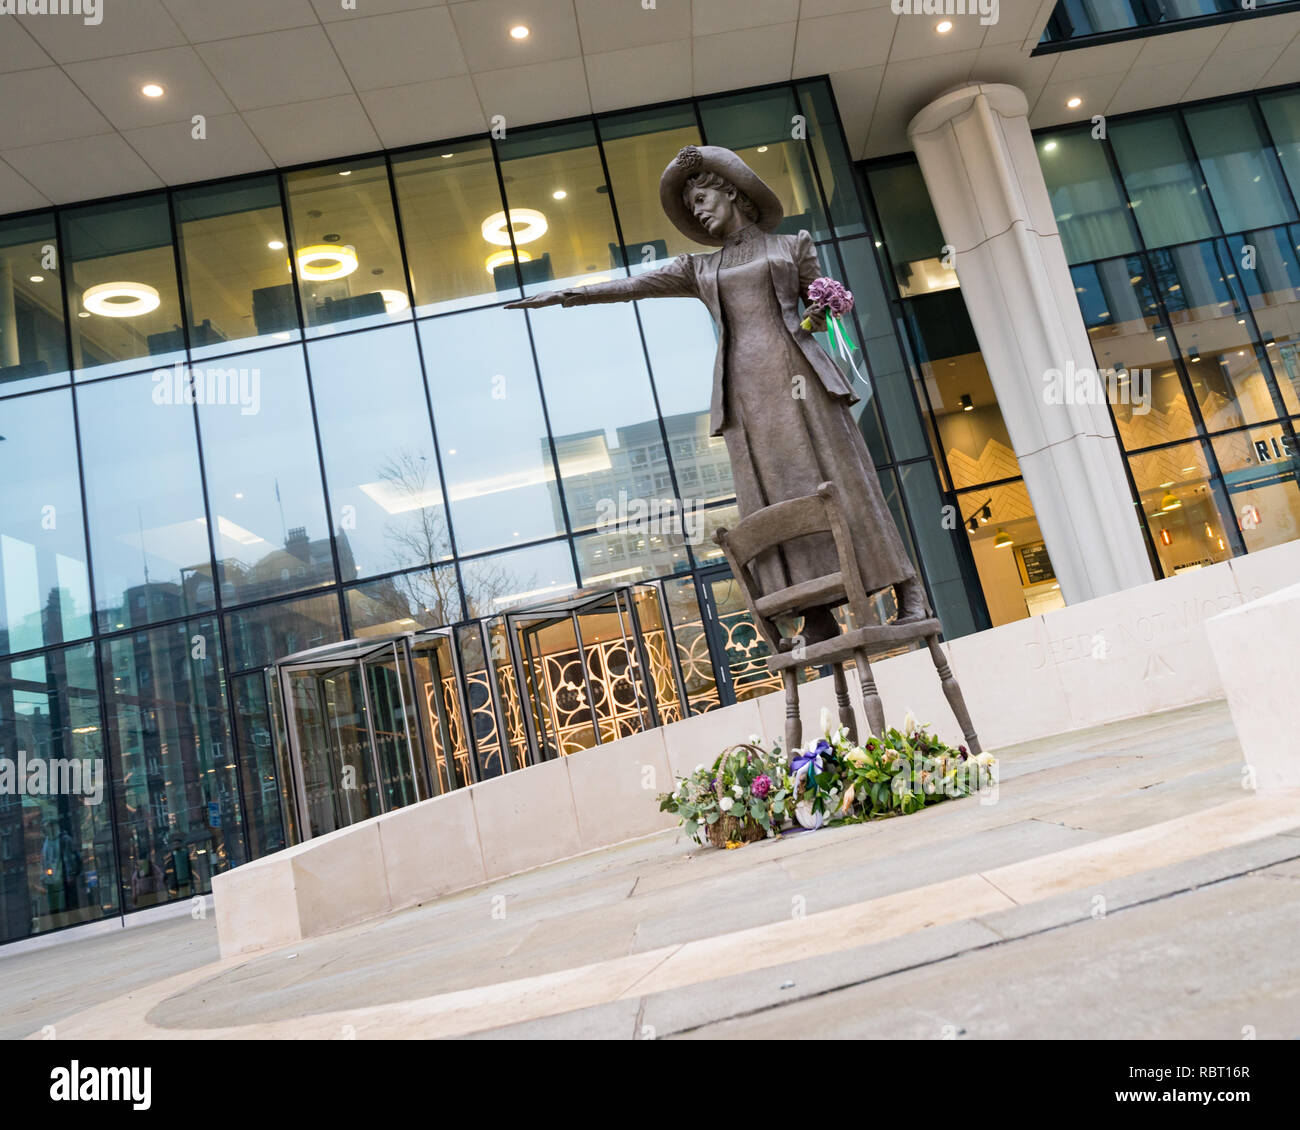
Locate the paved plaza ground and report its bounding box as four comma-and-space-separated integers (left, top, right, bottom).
3, 699, 1298, 1040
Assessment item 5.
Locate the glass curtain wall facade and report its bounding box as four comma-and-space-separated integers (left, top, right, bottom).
858, 84, 1300, 624
0, 78, 979, 946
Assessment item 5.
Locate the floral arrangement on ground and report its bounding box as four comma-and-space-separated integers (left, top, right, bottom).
658, 708, 997, 849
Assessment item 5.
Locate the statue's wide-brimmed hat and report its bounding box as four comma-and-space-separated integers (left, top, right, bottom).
659, 145, 784, 247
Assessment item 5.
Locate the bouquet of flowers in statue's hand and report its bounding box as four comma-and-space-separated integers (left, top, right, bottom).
800, 277, 863, 381
658, 740, 792, 849
801, 277, 854, 330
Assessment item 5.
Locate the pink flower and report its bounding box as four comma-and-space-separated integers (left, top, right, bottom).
805, 277, 854, 316
751, 775, 772, 798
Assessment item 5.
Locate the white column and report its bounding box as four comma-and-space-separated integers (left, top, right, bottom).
908, 83, 1153, 605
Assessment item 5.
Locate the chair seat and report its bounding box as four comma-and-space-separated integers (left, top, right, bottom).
754, 572, 846, 620
767, 618, 943, 671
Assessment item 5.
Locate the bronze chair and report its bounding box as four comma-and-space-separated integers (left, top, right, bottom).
713, 481, 981, 757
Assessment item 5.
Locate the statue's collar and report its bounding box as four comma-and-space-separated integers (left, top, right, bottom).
721, 222, 762, 248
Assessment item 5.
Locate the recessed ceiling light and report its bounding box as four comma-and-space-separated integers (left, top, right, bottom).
441, 153, 454, 159
1043, 140, 1057, 153
1066, 96, 1083, 109
267, 240, 285, 250
338, 170, 351, 176
552, 189, 567, 200
510, 25, 529, 39
29, 275, 43, 283
141, 83, 164, 98
936, 20, 953, 33
757, 146, 769, 153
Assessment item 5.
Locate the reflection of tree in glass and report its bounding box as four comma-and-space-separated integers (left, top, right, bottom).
366, 450, 531, 626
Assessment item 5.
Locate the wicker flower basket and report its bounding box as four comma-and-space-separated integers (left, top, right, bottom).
705, 812, 769, 849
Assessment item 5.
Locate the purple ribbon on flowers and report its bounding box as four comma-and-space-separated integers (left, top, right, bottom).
791, 739, 832, 803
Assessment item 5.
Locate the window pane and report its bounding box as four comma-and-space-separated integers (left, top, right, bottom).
62, 195, 185, 380
839, 236, 929, 462
224, 591, 343, 672
599, 103, 708, 263
458, 624, 504, 780
906, 289, 1021, 490
0, 644, 118, 942
283, 158, 410, 338
418, 307, 564, 554
391, 141, 511, 316
496, 120, 622, 294
101, 616, 244, 912
1184, 101, 1297, 235
634, 293, 734, 502
1128, 441, 1235, 577
460, 540, 576, 618
1236, 224, 1300, 416
346, 564, 462, 636
77, 371, 214, 631
898, 460, 981, 639
1072, 257, 1197, 450
308, 325, 450, 579
175, 176, 300, 359
528, 300, 676, 533
230, 671, 289, 859
865, 161, 955, 298
1156, 241, 1287, 430
195, 345, 334, 605
1211, 426, 1300, 554
0, 389, 91, 655
958, 480, 1061, 627
798, 79, 865, 239
1037, 128, 1140, 264
1108, 114, 1218, 248
574, 522, 687, 587
1259, 90, 1300, 210
0, 213, 68, 397
698, 86, 830, 240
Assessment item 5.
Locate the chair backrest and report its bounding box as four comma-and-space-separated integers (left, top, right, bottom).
712, 481, 875, 648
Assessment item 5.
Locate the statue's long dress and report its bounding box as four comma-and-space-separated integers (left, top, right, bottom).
715, 228, 915, 608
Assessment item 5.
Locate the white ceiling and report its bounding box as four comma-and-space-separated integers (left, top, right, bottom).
2, 0, 1299, 213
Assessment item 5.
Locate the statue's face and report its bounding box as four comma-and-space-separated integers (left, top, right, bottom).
686, 183, 741, 237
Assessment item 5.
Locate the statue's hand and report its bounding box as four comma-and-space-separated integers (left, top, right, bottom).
800, 306, 828, 333
504, 291, 568, 309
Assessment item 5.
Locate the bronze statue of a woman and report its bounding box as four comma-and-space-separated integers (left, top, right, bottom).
507, 144, 927, 638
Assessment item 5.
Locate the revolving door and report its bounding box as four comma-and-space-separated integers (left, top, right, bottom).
270, 637, 437, 842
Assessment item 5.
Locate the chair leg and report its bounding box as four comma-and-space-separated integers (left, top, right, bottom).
926, 634, 982, 755
852, 649, 886, 738
831, 663, 856, 744
781, 668, 802, 755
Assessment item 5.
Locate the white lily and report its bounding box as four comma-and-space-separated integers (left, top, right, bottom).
901, 709, 919, 736
820, 706, 832, 735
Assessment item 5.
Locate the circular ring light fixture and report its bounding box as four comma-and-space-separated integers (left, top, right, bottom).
82, 281, 161, 318
481, 208, 548, 247
378, 289, 410, 314
296, 243, 358, 281
485, 249, 532, 277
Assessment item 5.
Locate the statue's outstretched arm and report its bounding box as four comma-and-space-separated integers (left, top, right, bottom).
505, 254, 697, 310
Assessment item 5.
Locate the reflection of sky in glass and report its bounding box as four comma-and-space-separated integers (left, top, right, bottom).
196, 346, 333, 602
78, 371, 213, 627
0, 390, 90, 653
308, 325, 449, 578
419, 307, 564, 555
460, 539, 576, 618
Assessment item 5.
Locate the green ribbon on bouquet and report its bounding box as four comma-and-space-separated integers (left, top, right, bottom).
801, 310, 867, 387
